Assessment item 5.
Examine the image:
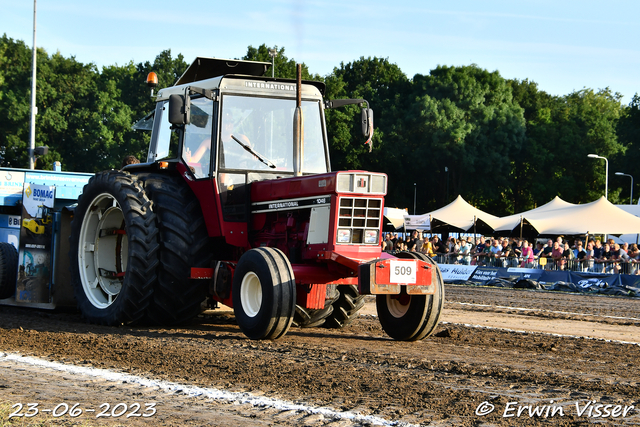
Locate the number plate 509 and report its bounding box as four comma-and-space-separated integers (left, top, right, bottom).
389, 260, 417, 284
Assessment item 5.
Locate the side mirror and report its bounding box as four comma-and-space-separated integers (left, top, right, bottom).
361, 108, 374, 138
168, 94, 190, 125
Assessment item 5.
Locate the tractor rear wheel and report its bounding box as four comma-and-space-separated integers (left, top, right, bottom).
232, 247, 296, 340
293, 284, 339, 328
323, 284, 365, 329
376, 252, 444, 341
69, 171, 159, 325
135, 173, 212, 325
0, 242, 18, 299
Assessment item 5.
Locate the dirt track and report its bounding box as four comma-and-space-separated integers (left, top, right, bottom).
1, 284, 640, 426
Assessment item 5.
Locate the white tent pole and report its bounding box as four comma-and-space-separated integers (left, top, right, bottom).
519, 215, 523, 240
473, 215, 477, 244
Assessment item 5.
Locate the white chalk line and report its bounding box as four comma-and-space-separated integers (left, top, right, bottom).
0, 351, 415, 427
449, 301, 640, 322
440, 321, 640, 346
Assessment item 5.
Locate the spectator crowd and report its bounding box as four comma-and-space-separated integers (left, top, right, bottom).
381, 231, 640, 275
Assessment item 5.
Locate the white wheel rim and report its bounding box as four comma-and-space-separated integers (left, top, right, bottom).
240, 271, 262, 318
386, 295, 411, 318
78, 193, 128, 309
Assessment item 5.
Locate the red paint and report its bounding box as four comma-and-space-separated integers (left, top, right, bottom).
176, 163, 222, 237
296, 283, 327, 309
191, 268, 214, 279
292, 264, 359, 285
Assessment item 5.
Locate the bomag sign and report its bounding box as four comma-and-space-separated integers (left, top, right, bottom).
32, 188, 54, 199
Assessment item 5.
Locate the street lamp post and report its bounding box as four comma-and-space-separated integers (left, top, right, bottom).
29, 0, 37, 170
268, 48, 278, 78
615, 172, 634, 204
445, 166, 449, 202
588, 154, 608, 200
413, 183, 417, 215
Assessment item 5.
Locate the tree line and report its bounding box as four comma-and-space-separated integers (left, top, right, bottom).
1, 36, 638, 215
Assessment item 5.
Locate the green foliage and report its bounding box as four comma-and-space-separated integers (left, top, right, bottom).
0, 38, 186, 171
397, 65, 526, 214
242, 44, 322, 81
614, 94, 640, 203
0, 35, 37, 168
324, 57, 409, 178
509, 81, 626, 209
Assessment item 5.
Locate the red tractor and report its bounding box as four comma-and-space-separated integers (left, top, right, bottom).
69, 58, 444, 340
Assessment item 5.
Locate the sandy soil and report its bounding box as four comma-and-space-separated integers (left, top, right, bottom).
1, 284, 639, 426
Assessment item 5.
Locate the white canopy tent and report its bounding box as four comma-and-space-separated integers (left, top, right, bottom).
515, 197, 640, 236
616, 205, 640, 217
493, 196, 575, 234
404, 195, 499, 233
613, 205, 640, 243
383, 207, 408, 230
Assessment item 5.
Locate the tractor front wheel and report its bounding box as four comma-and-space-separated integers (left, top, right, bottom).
376, 252, 444, 341
232, 247, 296, 340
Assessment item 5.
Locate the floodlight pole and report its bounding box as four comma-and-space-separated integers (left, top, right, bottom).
268, 48, 278, 78
29, 0, 37, 170
588, 154, 608, 200
445, 166, 449, 202
615, 172, 634, 204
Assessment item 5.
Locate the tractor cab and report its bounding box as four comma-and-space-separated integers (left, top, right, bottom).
142, 58, 337, 239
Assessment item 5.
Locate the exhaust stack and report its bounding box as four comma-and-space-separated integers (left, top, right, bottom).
293, 64, 304, 176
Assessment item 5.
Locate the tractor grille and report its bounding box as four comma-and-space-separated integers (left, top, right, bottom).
337, 197, 382, 244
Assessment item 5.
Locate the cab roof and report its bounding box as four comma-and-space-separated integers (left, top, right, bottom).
168, 57, 325, 97
175, 57, 271, 86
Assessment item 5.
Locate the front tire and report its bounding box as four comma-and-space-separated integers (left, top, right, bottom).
69, 171, 159, 325
376, 252, 444, 341
232, 247, 296, 340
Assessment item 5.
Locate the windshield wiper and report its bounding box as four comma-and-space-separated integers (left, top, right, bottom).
230, 135, 276, 169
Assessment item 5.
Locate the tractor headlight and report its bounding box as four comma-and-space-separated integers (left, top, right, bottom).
364, 230, 378, 244
337, 229, 351, 243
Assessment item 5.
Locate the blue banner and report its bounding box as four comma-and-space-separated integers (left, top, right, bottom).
470, 267, 503, 282
569, 272, 621, 290
620, 275, 640, 288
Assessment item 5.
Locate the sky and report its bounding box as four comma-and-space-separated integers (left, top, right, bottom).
1, 0, 638, 103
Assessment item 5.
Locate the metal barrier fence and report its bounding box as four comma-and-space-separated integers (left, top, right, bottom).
387, 251, 640, 275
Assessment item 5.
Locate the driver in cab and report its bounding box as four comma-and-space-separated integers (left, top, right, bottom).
185, 112, 252, 172
219, 113, 260, 169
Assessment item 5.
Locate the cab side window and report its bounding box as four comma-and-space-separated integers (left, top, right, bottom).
181, 97, 214, 179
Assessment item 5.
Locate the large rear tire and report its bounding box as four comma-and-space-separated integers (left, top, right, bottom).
376, 252, 444, 341
293, 285, 339, 328
323, 284, 365, 329
69, 171, 159, 325
135, 173, 212, 325
0, 242, 18, 299
232, 247, 296, 340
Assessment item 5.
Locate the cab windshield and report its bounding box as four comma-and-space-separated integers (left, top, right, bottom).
218, 95, 328, 173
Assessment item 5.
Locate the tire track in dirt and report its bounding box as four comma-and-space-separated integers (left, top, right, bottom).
1, 285, 639, 426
